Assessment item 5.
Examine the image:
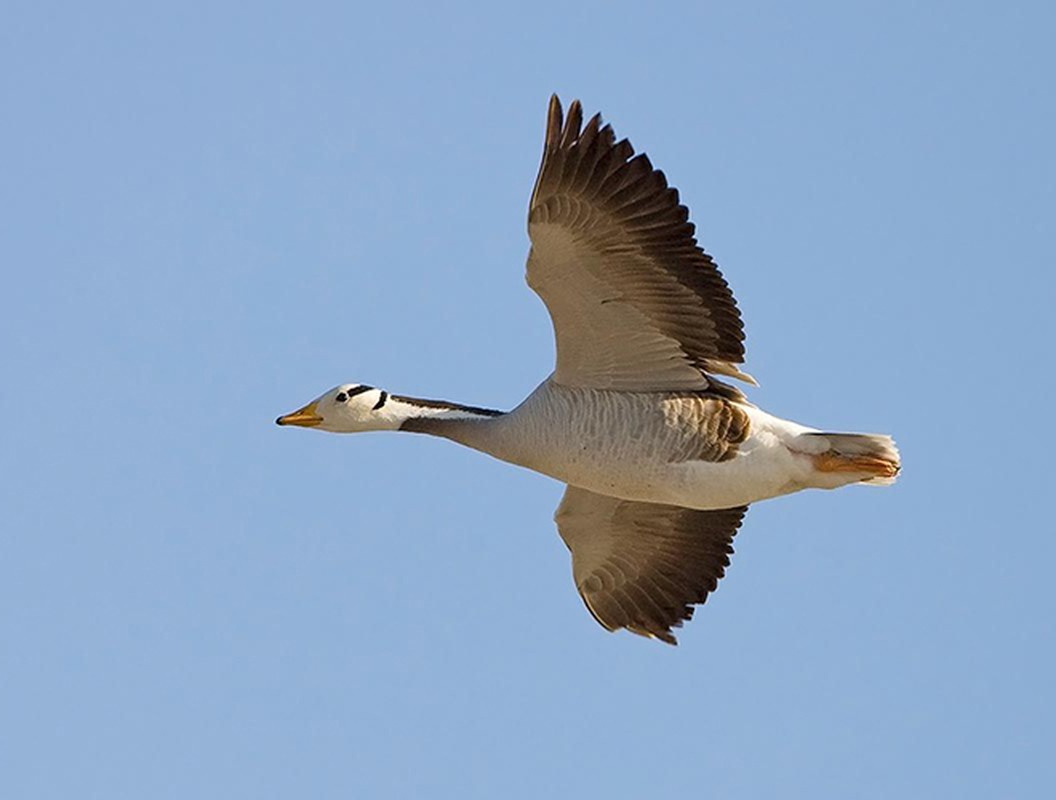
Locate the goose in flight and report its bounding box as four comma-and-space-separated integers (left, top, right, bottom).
277, 96, 900, 645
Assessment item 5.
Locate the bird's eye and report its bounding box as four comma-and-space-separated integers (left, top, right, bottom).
336, 392, 348, 403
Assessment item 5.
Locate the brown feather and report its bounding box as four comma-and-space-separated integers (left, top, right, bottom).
556, 485, 748, 645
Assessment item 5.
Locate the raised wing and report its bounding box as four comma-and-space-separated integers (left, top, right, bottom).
527, 95, 753, 391
555, 485, 747, 645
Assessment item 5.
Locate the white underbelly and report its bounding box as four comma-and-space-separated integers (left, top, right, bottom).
565, 445, 806, 510
657, 439, 809, 509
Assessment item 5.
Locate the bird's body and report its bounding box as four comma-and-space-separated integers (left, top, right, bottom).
401, 380, 891, 511
278, 96, 900, 644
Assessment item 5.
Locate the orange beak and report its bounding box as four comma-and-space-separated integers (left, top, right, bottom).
276, 401, 323, 428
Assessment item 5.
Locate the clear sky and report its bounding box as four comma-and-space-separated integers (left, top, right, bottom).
2, 2, 1054, 798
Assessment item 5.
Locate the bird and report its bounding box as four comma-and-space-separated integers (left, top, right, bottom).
277, 95, 900, 645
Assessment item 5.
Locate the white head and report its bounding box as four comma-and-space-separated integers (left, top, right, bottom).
276, 383, 400, 433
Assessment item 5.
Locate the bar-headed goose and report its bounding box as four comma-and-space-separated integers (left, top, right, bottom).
278, 96, 899, 645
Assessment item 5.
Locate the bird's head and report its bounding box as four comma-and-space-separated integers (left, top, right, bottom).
275, 383, 398, 433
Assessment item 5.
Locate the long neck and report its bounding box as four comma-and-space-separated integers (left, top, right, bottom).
388, 394, 510, 456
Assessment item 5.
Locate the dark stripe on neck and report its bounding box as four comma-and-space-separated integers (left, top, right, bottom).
390, 395, 503, 417
372, 390, 388, 410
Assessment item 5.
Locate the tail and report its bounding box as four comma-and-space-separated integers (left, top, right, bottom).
798, 432, 901, 486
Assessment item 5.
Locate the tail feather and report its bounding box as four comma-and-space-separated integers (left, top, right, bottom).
800, 432, 901, 486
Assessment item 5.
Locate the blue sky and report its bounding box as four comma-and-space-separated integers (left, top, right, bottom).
2, 2, 1054, 797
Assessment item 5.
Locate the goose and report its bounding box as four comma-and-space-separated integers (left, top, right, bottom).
277, 96, 900, 645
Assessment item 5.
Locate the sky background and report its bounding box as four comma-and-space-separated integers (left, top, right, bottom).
2, 2, 1054, 797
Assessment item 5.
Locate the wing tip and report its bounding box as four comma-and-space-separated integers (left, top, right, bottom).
561, 99, 583, 148
546, 94, 563, 148
546, 94, 592, 151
